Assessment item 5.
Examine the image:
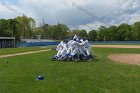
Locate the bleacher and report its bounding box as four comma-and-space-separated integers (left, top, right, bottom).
0, 37, 15, 48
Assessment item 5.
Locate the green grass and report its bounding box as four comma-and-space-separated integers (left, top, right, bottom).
0, 47, 140, 93
0, 46, 54, 55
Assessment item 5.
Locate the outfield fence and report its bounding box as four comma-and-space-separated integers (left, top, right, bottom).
16, 41, 140, 47
16, 42, 60, 47
90, 41, 140, 45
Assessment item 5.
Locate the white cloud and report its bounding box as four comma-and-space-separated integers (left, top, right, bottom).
0, 0, 140, 31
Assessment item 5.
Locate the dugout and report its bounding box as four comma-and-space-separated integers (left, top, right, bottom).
0, 37, 15, 48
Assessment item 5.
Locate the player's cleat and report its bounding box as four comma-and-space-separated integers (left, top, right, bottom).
52, 56, 58, 61
52, 48, 56, 50
74, 59, 78, 62
87, 59, 92, 62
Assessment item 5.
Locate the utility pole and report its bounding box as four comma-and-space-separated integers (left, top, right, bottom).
42, 18, 45, 39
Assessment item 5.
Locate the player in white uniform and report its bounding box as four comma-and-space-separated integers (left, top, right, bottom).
52, 41, 64, 60
66, 40, 73, 55
79, 39, 87, 60
70, 38, 79, 61
56, 41, 64, 58
58, 42, 68, 61
52, 35, 93, 61
82, 37, 93, 60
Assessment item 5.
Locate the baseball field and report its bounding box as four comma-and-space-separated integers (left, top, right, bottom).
0, 45, 140, 93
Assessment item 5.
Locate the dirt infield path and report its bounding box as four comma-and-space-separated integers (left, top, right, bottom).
92, 45, 140, 48
108, 54, 140, 65
92, 45, 140, 65
0, 49, 51, 58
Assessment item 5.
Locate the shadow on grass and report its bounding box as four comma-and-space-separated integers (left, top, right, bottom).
52, 55, 99, 63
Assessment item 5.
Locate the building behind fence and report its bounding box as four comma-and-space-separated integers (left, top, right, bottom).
0, 37, 15, 48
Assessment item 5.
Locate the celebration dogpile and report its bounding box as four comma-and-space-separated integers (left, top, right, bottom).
52, 35, 93, 62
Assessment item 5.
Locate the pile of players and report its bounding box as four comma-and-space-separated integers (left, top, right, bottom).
52, 35, 93, 61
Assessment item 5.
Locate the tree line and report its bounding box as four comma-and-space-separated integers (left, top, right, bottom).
97, 23, 140, 41
0, 16, 140, 42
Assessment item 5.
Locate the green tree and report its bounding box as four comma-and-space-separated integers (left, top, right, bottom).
57, 23, 69, 40
97, 26, 108, 41
68, 31, 75, 39
0, 19, 8, 37
79, 30, 87, 38
8, 19, 19, 41
117, 23, 132, 41
42, 24, 50, 39
108, 25, 118, 41
87, 30, 97, 41
47, 23, 69, 40
0, 19, 19, 39
72, 29, 87, 38
32, 27, 43, 39
15, 16, 36, 39
132, 22, 140, 40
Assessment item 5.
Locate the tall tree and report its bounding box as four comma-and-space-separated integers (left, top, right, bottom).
7, 19, 19, 41
108, 25, 118, 41
57, 23, 69, 40
87, 30, 97, 41
117, 23, 132, 41
0, 19, 19, 39
0, 19, 8, 37
132, 22, 140, 40
46, 23, 69, 40
42, 24, 50, 39
15, 16, 36, 39
72, 29, 87, 38
97, 26, 109, 41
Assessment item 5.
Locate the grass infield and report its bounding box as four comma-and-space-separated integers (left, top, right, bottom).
0, 47, 140, 93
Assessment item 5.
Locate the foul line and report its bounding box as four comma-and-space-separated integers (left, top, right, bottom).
0, 49, 51, 58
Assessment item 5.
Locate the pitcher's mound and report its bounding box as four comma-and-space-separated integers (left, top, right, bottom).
108, 54, 140, 65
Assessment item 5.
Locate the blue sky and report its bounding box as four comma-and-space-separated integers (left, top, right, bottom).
2, 0, 19, 5
0, 0, 140, 31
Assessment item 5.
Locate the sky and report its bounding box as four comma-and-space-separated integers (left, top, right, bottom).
0, 0, 140, 31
